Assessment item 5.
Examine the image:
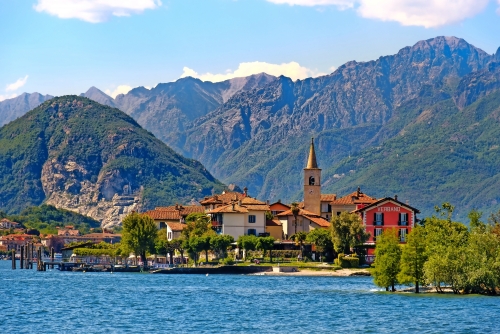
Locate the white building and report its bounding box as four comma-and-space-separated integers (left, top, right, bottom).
207, 197, 270, 239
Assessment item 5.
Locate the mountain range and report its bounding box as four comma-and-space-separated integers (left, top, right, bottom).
1, 36, 500, 220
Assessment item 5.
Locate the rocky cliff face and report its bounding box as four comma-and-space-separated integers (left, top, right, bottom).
39, 159, 141, 228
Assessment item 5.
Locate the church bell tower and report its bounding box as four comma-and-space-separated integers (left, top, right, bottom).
304, 138, 321, 215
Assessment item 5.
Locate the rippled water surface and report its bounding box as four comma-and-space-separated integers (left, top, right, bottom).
0, 261, 498, 333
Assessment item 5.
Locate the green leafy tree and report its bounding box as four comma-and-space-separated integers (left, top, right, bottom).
237, 235, 258, 260
291, 231, 307, 259
257, 236, 275, 262
210, 234, 234, 259
182, 214, 211, 239
422, 213, 469, 293
188, 235, 207, 266
121, 212, 158, 268
398, 226, 427, 293
306, 228, 333, 261
172, 237, 186, 266
200, 235, 212, 263
330, 212, 369, 254
373, 228, 402, 292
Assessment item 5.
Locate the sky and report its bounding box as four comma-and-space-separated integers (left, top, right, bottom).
1, 0, 500, 101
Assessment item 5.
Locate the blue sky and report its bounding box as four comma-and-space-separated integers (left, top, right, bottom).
1, 0, 500, 100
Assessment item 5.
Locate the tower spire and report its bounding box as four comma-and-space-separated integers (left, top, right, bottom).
306, 137, 318, 169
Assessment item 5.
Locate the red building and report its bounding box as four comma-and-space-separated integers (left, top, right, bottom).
354, 196, 420, 263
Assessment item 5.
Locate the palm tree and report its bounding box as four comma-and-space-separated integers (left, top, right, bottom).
292, 231, 307, 260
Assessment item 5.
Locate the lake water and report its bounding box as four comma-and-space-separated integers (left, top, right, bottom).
0, 260, 498, 333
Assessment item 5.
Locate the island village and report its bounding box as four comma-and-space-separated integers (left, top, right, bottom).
1, 138, 420, 274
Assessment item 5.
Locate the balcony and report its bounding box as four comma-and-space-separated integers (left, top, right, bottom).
211, 221, 223, 234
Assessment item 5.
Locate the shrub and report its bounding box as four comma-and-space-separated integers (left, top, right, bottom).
221, 257, 234, 265
337, 254, 359, 268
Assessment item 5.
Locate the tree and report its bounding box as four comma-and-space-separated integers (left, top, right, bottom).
200, 235, 212, 263
210, 235, 234, 259
306, 228, 333, 261
373, 228, 402, 292
398, 226, 427, 293
291, 232, 307, 259
237, 235, 258, 260
257, 236, 275, 262
330, 212, 369, 254
156, 231, 177, 265
188, 235, 206, 266
182, 214, 212, 239
172, 237, 187, 266
121, 212, 158, 268
422, 214, 469, 293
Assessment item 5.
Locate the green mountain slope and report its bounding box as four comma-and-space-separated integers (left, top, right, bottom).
0, 96, 224, 226
325, 90, 500, 219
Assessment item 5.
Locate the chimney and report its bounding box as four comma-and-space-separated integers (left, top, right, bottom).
238, 200, 242, 206
394, 195, 398, 201
278, 199, 281, 203
232, 202, 235, 211
267, 200, 270, 205
243, 187, 248, 196
356, 186, 360, 197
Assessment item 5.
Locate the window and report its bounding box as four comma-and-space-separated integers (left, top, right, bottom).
328, 204, 332, 212
248, 215, 256, 223
374, 228, 383, 241
309, 176, 315, 185
159, 222, 166, 229
336, 212, 341, 216
374, 212, 384, 226
399, 228, 408, 242
167, 232, 172, 240
248, 229, 256, 236
399, 213, 408, 226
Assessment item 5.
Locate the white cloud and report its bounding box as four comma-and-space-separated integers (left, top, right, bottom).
180, 61, 325, 82
267, 0, 492, 28
34, 0, 162, 23
0, 94, 18, 102
6, 75, 28, 92
105, 85, 133, 98
357, 0, 490, 28
266, 0, 354, 9
497, 0, 500, 15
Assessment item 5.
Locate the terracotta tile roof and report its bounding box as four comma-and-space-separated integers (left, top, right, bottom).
200, 192, 246, 205
354, 197, 420, 214
266, 218, 282, 226
320, 194, 337, 201
154, 205, 204, 216
208, 204, 249, 213
330, 188, 378, 205
245, 204, 270, 211
143, 210, 181, 220
306, 216, 330, 228
167, 222, 187, 232
277, 208, 321, 218
240, 197, 266, 205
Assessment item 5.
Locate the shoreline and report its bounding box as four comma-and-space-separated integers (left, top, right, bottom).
249, 268, 371, 277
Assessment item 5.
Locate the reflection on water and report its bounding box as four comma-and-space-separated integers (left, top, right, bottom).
0, 261, 496, 333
